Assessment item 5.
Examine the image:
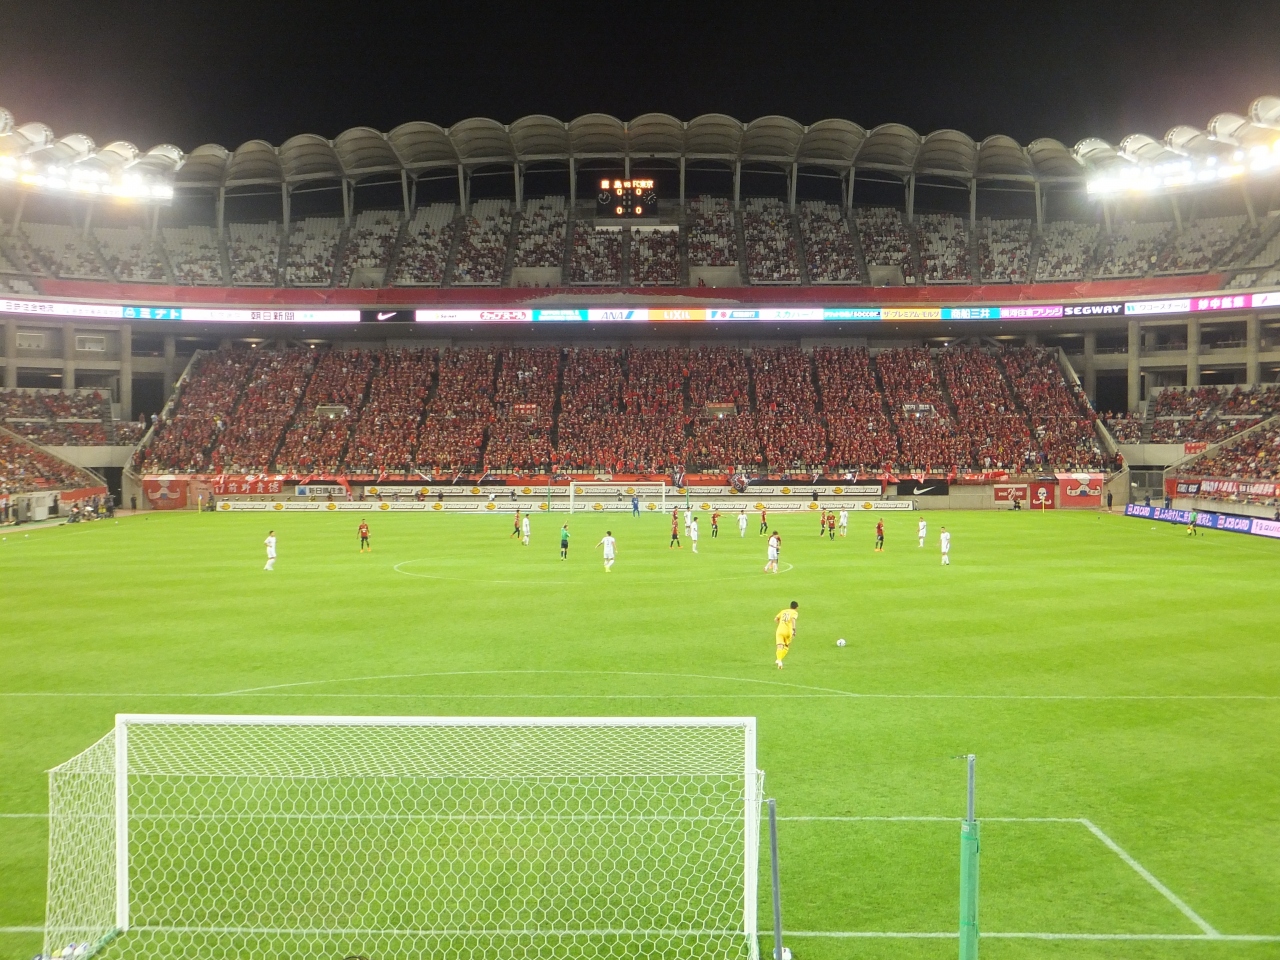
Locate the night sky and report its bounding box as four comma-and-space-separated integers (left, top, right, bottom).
2, 0, 1279, 153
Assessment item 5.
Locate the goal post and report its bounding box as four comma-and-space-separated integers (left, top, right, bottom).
47, 714, 763, 960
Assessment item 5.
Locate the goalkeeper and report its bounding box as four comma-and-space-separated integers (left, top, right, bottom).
774, 601, 799, 669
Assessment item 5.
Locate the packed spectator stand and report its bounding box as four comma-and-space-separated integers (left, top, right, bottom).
451, 200, 512, 286
0, 389, 137, 446
1188, 421, 1280, 483
742, 198, 800, 284
915, 214, 971, 284
569, 224, 621, 285
0, 431, 100, 494
854, 207, 917, 284
798, 202, 861, 284
629, 228, 680, 285
139, 342, 1117, 480
1148, 384, 1280, 443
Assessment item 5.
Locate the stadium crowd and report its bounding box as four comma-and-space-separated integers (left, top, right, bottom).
1189, 421, 1280, 481
798, 202, 861, 284
0, 433, 98, 493
138, 342, 1126, 478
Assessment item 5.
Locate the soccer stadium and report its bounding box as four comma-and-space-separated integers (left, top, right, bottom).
1, 89, 1279, 960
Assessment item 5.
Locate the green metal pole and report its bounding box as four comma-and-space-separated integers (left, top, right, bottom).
959, 754, 979, 960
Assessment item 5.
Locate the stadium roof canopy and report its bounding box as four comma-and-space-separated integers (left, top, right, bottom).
3, 99, 1279, 207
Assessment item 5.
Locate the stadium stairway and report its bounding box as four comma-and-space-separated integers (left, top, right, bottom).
790, 211, 811, 285
500, 210, 521, 287
440, 212, 465, 286
677, 208, 691, 286
734, 209, 749, 285
380, 219, 410, 288
845, 208, 872, 284
620, 227, 631, 285
328, 222, 351, 287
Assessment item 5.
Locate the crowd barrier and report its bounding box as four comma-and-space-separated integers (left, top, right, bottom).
1124, 503, 1280, 540
215, 498, 918, 514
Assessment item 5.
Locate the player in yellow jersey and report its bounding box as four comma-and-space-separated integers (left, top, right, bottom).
774, 601, 799, 669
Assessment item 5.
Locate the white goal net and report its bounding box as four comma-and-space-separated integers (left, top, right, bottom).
46, 715, 763, 960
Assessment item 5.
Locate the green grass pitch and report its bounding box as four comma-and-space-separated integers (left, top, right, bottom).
1, 507, 1277, 960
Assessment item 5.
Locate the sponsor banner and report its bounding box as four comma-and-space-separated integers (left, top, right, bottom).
1183, 441, 1208, 456
1251, 291, 1280, 308
1028, 480, 1057, 509
280, 502, 322, 510
143, 477, 188, 509
882, 307, 941, 321
1126, 299, 1191, 316
415, 309, 534, 323
587, 308, 646, 322
364, 485, 430, 497
854, 499, 914, 511
216, 501, 269, 511
834, 484, 883, 496
649, 309, 707, 322
937, 306, 1064, 320
1056, 472, 1105, 508
1064, 302, 1125, 317
896, 479, 949, 497
1191, 294, 1250, 313
533, 309, 588, 322
3, 298, 124, 319
295, 484, 348, 498
175, 309, 360, 323
823, 307, 882, 320
1125, 503, 1280, 540
993, 483, 1030, 503
209, 477, 286, 496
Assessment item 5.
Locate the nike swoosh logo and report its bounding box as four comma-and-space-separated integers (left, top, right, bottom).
911, 485, 939, 494
376, 311, 397, 321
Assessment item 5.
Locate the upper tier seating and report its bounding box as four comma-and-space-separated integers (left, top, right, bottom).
1154, 215, 1249, 275
569, 224, 621, 285
854, 207, 917, 284
630, 228, 680, 285
285, 217, 342, 287
227, 223, 280, 286
687, 197, 737, 267
163, 225, 225, 285
743, 198, 800, 284
799, 202, 861, 284
977, 219, 1031, 283
96, 227, 167, 283
915, 213, 971, 283
0, 389, 115, 445
1094, 221, 1171, 279
1188, 421, 1280, 484
1033, 221, 1098, 281
451, 200, 511, 286
512, 197, 567, 269
391, 204, 456, 286
337, 210, 400, 287
22, 223, 108, 280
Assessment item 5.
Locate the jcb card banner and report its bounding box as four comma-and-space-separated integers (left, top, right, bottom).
1125, 503, 1280, 540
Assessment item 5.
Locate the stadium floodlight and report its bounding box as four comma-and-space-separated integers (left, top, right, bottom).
45, 714, 764, 960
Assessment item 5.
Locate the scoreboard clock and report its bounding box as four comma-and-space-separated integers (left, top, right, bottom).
596, 178, 658, 218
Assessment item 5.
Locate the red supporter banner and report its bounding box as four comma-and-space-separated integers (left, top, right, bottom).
993, 483, 1029, 503
58, 485, 108, 503
143, 477, 188, 509
1028, 480, 1057, 509
1056, 472, 1105, 508
1187, 477, 1280, 499
1183, 441, 1208, 455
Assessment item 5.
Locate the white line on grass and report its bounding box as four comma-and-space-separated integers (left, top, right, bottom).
1081, 818, 1220, 937
779, 815, 1082, 823
785, 932, 1280, 942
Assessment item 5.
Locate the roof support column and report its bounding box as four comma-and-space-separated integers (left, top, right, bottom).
969, 179, 977, 227
9, 192, 25, 236
401, 170, 410, 218
1170, 195, 1182, 235
789, 163, 797, 213
82, 203, 94, 241
1242, 184, 1257, 228
906, 175, 915, 224
679, 157, 685, 209
216, 187, 225, 235
568, 157, 575, 208
513, 163, 522, 209
150, 206, 160, 243
1102, 201, 1112, 236
457, 164, 467, 214
845, 167, 855, 212
341, 180, 352, 226
1186, 317, 1200, 388
1246, 314, 1260, 386
733, 161, 741, 209
624, 155, 630, 179
281, 184, 291, 234
1127, 319, 1142, 411
1033, 182, 1043, 233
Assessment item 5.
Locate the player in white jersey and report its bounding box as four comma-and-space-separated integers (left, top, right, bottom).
918, 517, 927, 547
596, 531, 617, 572
690, 517, 700, 553
521, 514, 530, 546
738, 509, 748, 537
940, 526, 951, 565
264, 530, 277, 571
764, 531, 780, 573
683, 508, 692, 536
838, 509, 848, 537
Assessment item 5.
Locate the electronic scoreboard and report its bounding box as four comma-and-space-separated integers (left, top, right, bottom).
596, 178, 658, 218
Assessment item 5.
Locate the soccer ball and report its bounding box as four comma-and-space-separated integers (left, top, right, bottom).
836, 638, 846, 647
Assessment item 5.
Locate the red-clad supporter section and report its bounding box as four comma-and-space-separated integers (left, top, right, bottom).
36, 274, 1227, 306
136, 342, 1120, 484
0, 431, 103, 494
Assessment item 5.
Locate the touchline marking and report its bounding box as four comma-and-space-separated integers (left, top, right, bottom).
779, 816, 1083, 823
1081, 818, 1220, 937
392, 558, 794, 586
786, 932, 1280, 942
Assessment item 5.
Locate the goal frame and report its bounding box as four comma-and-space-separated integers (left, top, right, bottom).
91, 713, 761, 959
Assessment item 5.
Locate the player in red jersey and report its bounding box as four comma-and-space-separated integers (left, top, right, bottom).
874, 518, 885, 552
711, 510, 721, 538
358, 521, 371, 553
759, 507, 768, 535
669, 513, 682, 548
827, 511, 836, 540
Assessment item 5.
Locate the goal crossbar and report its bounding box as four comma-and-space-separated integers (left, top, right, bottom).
47, 714, 763, 960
